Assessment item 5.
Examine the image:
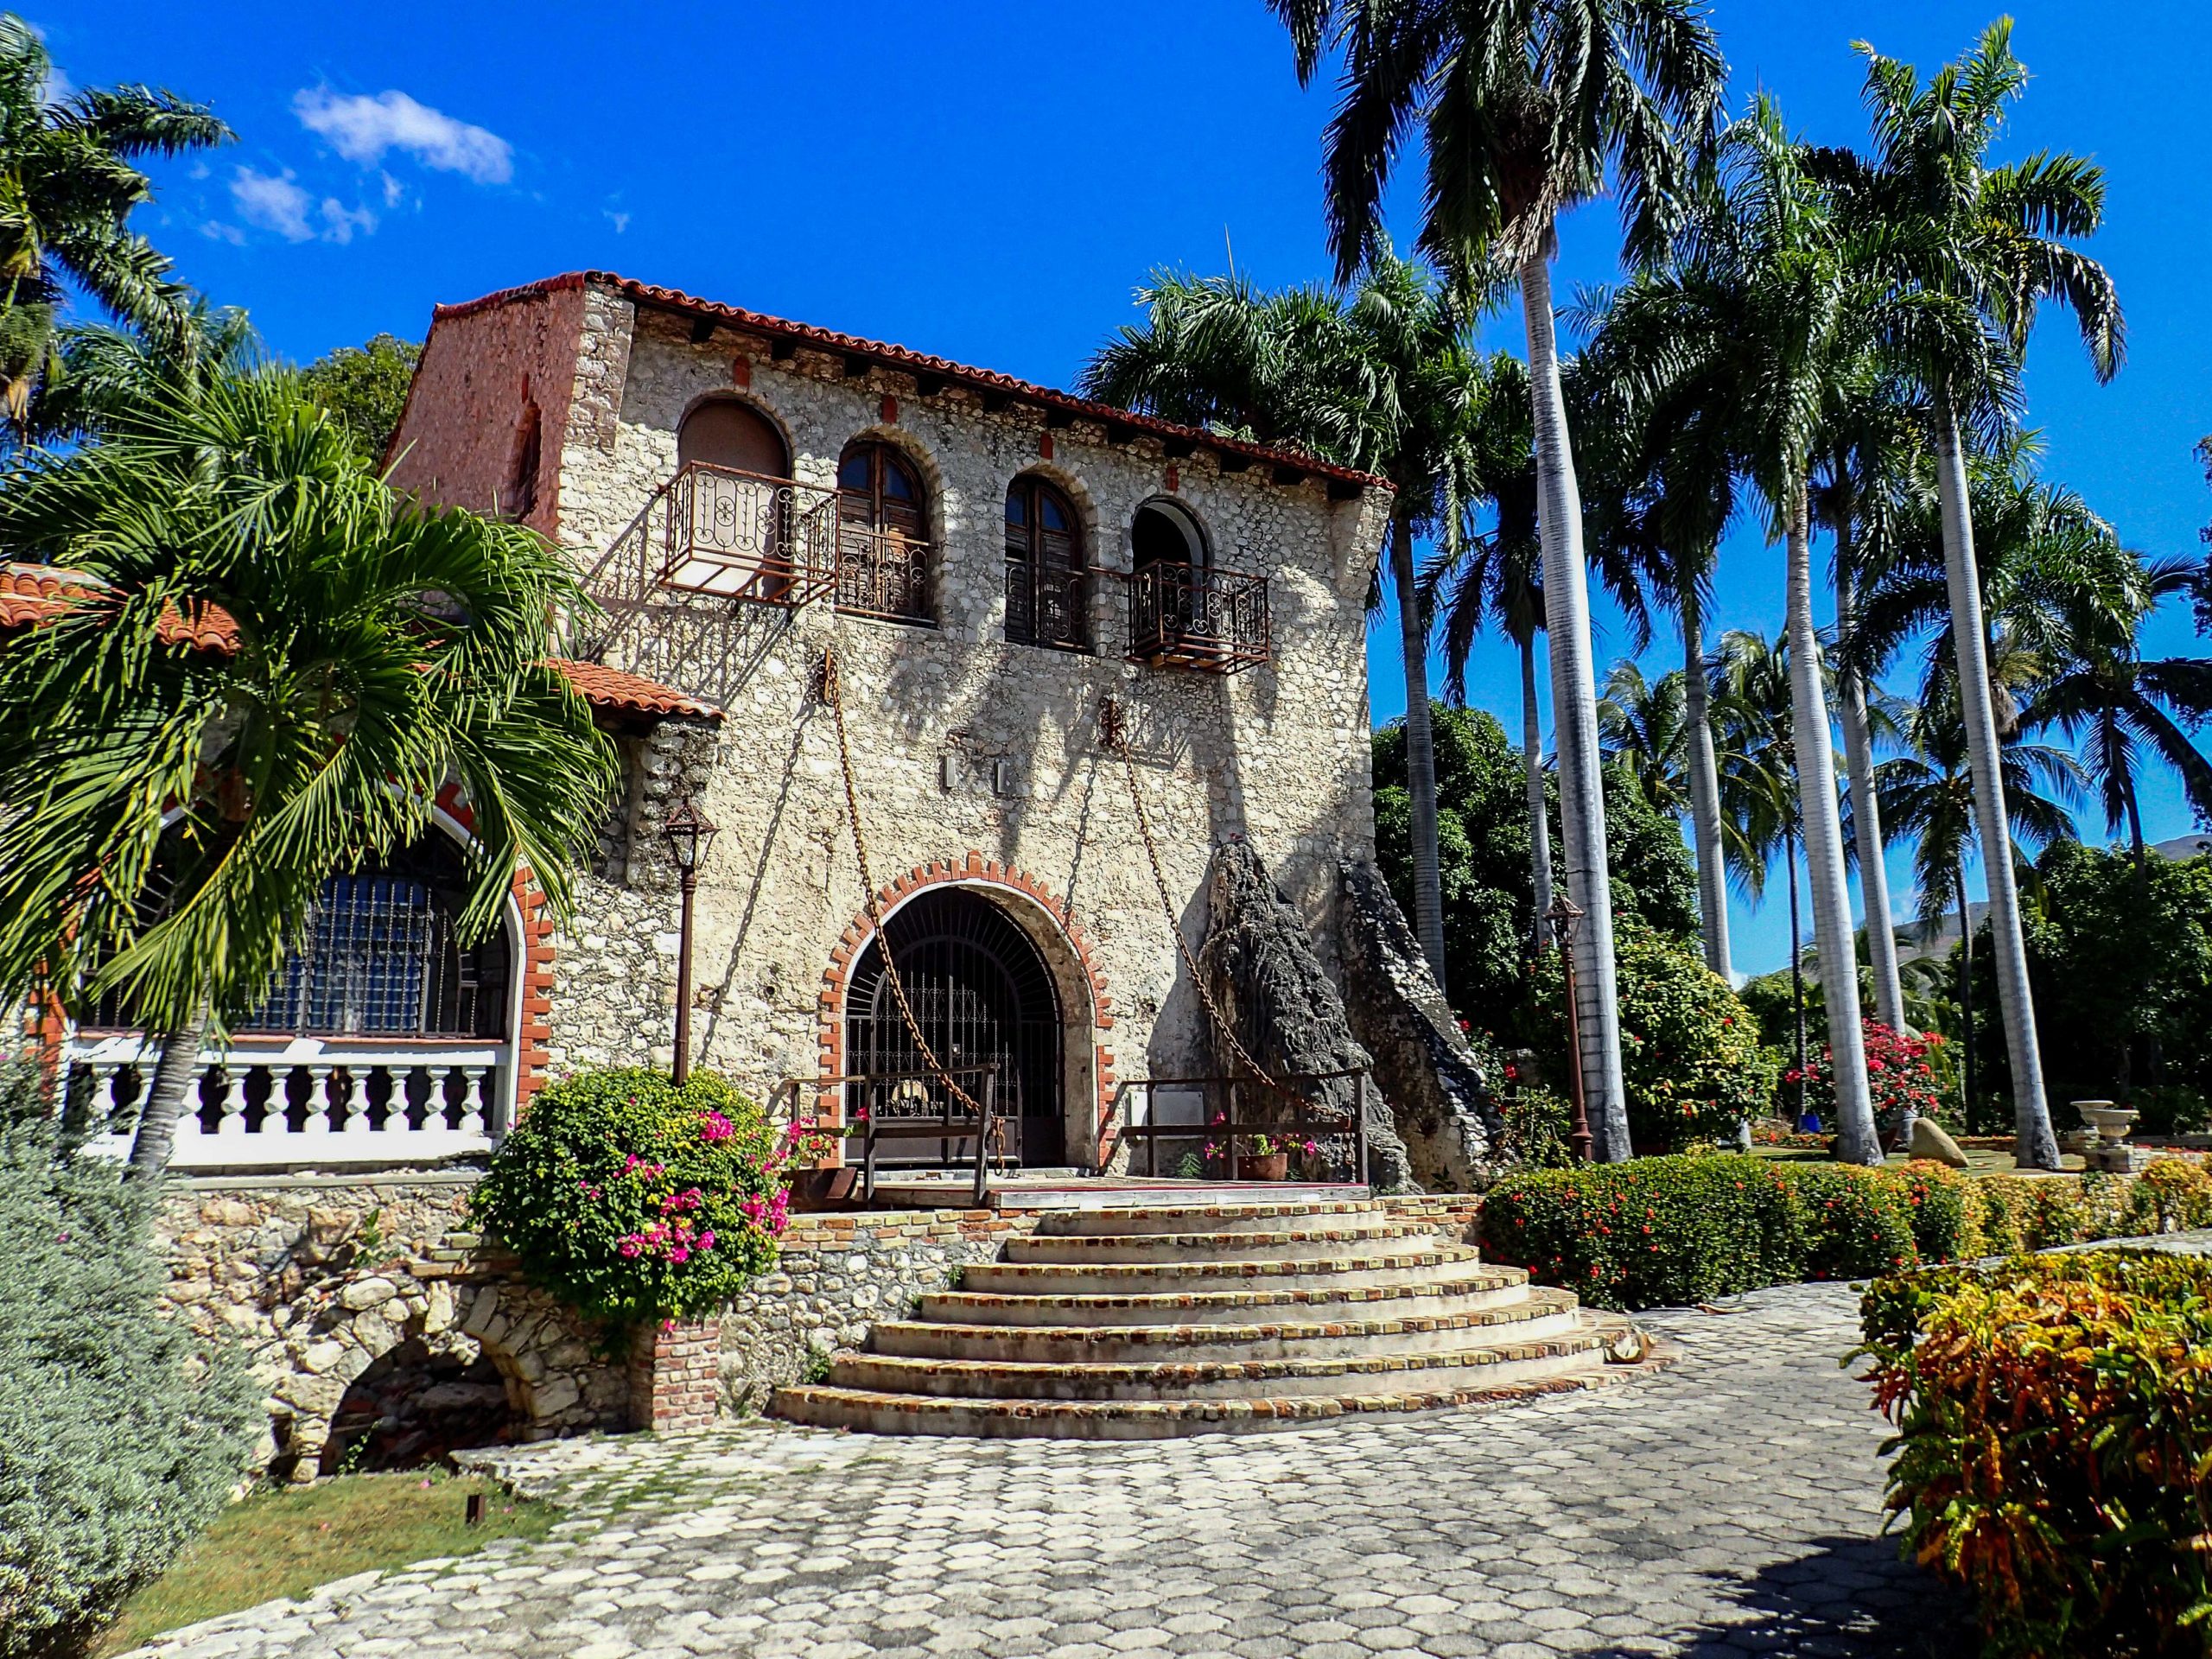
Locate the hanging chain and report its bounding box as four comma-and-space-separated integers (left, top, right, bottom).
1103, 703, 1310, 1109
821, 642, 1007, 1163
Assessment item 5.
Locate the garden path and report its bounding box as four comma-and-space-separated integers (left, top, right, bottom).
120, 1275, 1993, 1659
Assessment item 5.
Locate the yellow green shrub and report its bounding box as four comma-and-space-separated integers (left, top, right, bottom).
1859, 1253, 2212, 1657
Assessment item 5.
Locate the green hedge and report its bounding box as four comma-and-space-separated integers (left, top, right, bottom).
1477, 1153, 2212, 1311
1859, 1252, 2212, 1656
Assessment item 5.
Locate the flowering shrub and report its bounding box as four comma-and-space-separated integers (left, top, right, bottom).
472, 1068, 823, 1324
1859, 1252, 2212, 1656
1530, 921, 1775, 1152
1783, 1020, 1947, 1143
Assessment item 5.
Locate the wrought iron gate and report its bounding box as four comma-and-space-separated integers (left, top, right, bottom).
845, 889, 1065, 1166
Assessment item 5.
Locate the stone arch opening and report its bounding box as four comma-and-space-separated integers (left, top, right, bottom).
317, 1333, 526, 1476
1132, 496, 1210, 573
1004, 471, 1088, 652
677, 394, 791, 480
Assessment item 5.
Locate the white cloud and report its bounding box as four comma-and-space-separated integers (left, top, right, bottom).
380, 170, 404, 207
227, 167, 378, 245
605, 210, 630, 234
232, 167, 316, 241
200, 220, 246, 246
292, 87, 512, 184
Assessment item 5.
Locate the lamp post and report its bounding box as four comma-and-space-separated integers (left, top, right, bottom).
661, 797, 717, 1086
1546, 893, 1596, 1164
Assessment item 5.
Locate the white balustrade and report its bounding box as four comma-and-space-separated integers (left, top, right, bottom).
66, 1033, 507, 1170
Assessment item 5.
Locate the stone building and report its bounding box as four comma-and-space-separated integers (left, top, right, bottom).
42, 270, 1497, 1187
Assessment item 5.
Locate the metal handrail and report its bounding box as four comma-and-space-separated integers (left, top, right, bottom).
1117, 1069, 1370, 1185
1123, 562, 1271, 671
770, 1065, 1003, 1205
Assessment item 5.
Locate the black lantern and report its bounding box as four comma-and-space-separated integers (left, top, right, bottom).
661, 797, 718, 878
662, 798, 717, 1084
1545, 893, 1596, 1164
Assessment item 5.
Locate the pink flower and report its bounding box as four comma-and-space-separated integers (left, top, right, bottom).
698, 1110, 734, 1142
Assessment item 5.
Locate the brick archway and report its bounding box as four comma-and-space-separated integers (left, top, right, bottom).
817, 853, 1117, 1166
434, 780, 559, 1117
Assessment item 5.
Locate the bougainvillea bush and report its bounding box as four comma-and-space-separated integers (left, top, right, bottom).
1529, 921, 1776, 1152
472, 1068, 820, 1324
1859, 1252, 2212, 1657
1784, 1020, 1948, 1144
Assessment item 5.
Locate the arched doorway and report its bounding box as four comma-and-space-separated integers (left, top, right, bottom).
845, 888, 1065, 1166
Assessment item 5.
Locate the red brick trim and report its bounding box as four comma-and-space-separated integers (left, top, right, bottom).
435, 783, 557, 1117
816, 857, 1118, 1166
627, 1318, 720, 1431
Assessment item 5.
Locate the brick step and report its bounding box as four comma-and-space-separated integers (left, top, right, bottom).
917, 1267, 1528, 1328
824, 1323, 1615, 1402
959, 1245, 1490, 1297
1004, 1221, 1455, 1265
772, 1316, 1642, 1440
870, 1286, 1580, 1364
1030, 1200, 1388, 1238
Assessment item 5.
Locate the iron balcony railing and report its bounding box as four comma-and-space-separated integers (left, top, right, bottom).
1124, 563, 1271, 672
1004, 559, 1090, 652
835, 523, 933, 624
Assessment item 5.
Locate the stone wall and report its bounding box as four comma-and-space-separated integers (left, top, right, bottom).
387, 276, 1394, 1164
719, 1210, 1042, 1410
158, 1175, 626, 1481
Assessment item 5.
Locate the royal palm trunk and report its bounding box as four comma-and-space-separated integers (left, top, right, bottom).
1389, 510, 1448, 988
1520, 245, 1629, 1161
1784, 486, 1879, 1164
1834, 524, 1909, 1033
1934, 396, 2060, 1169
1520, 632, 1554, 949
1677, 593, 1732, 979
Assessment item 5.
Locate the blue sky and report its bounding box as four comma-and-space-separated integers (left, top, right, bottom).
50, 1, 2212, 975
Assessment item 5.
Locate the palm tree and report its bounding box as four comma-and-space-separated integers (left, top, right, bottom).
1574, 289, 1744, 981
1597, 661, 1688, 817
1878, 693, 2082, 1130
1811, 370, 1921, 1033
1710, 629, 1809, 1110
1838, 19, 2123, 1169
1084, 255, 1492, 990
2024, 557, 2212, 870
1268, 0, 1726, 1162
0, 365, 619, 1172
1594, 100, 1883, 1161
0, 17, 230, 422
1421, 355, 1556, 941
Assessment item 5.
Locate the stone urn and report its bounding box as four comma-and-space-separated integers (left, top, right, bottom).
2074, 1101, 2139, 1145
1239, 1152, 1290, 1182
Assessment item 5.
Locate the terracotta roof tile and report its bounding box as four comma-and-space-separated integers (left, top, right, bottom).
432, 272, 1385, 492
0, 564, 716, 722
545, 658, 721, 720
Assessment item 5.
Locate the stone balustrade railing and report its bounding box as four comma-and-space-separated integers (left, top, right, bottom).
67, 1032, 506, 1170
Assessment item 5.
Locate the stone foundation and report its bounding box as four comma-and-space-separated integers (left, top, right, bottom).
158, 1176, 1486, 1461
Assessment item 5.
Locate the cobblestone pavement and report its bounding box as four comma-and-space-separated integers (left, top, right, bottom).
130, 1280, 1976, 1659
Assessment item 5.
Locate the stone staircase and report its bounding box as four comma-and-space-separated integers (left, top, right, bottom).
772, 1198, 1647, 1439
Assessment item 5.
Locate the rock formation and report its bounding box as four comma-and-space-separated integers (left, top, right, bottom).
1336, 860, 1506, 1190
1198, 839, 1412, 1190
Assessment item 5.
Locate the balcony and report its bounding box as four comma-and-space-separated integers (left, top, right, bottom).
1124, 562, 1271, 673
658, 461, 842, 604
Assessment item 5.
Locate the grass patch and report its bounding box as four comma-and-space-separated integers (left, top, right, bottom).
94, 1471, 555, 1656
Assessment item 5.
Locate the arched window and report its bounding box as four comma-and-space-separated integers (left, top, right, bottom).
671, 398, 798, 599
502, 402, 542, 520
835, 440, 932, 623
1004, 475, 1087, 652
244, 836, 512, 1039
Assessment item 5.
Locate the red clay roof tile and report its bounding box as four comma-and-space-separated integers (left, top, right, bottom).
431, 272, 1386, 491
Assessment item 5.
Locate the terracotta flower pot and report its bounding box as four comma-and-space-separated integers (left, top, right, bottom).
1239, 1153, 1289, 1182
